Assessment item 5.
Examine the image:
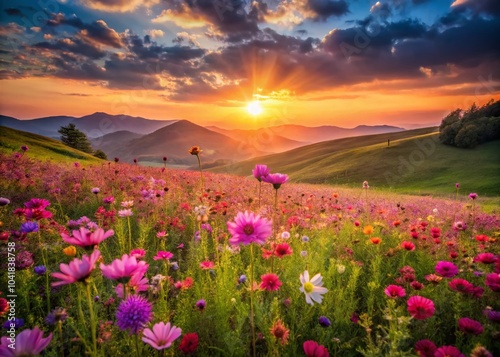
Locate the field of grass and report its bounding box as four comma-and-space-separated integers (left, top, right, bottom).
210, 127, 500, 198
0, 126, 103, 164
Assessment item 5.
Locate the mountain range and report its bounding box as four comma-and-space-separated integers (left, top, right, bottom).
0, 112, 405, 165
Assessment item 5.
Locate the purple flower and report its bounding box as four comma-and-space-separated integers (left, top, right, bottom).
91, 187, 100, 194
0, 198, 10, 206
252, 164, 270, 182
262, 173, 289, 189
435, 261, 459, 278
2, 318, 24, 330
195, 299, 206, 311
116, 295, 153, 334
45, 307, 68, 325
16, 250, 34, 269
20, 221, 39, 233
34, 265, 46, 275
0, 327, 52, 356
21, 145, 29, 152
318, 316, 331, 327
485, 310, 500, 322
468, 193, 478, 200
227, 211, 272, 246
238, 274, 247, 284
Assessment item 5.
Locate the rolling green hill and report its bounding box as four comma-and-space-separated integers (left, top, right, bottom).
0, 126, 103, 164
211, 127, 500, 197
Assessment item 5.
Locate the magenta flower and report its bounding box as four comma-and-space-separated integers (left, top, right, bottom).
474, 253, 497, 264
448, 278, 473, 294
153, 251, 174, 261
0, 326, 52, 356
61, 227, 114, 248
142, 322, 182, 350
252, 164, 270, 182
262, 173, 289, 189
435, 261, 459, 278
130, 249, 146, 259
100, 254, 149, 282
303, 340, 329, 357
485, 273, 500, 292
414, 339, 437, 357
260, 273, 282, 291
468, 193, 478, 200
116, 273, 149, 299
227, 211, 272, 245
434, 346, 464, 357
384, 285, 406, 299
458, 317, 483, 335
51, 250, 101, 286
453, 221, 467, 231
407, 296, 435, 320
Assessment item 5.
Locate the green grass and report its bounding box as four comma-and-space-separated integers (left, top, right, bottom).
0, 126, 103, 164
210, 127, 500, 198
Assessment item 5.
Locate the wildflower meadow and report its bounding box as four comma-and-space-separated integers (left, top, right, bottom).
0, 149, 499, 357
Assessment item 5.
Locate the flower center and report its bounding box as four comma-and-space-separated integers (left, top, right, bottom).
303, 282, 314, 294
243, 224, 254, 235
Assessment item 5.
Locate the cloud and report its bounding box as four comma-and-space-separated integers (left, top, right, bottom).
79, 0, 160, 13
147, 29, 165, 38
305, 0, 349, 21
451, 0, 500, 15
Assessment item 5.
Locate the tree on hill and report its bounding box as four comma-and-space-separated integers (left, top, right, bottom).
58, 123, 94, 154
93, 149, 108, 160
438, 100, 500, 148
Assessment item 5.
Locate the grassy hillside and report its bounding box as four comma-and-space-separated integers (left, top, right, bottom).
0, 126, 103, 164
211, 127, 500, 197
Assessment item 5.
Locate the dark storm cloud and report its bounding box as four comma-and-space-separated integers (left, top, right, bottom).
33, 38, 107, 59
306, 0, 349, 21
4, 8, 23, 17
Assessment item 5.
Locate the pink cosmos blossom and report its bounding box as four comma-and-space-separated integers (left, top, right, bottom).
200, 261, 215, 270
303, 340, 329, 357
52, 250, 101, 286
474, 253, 497, 264
142, 322, 182, 350
262, 173, 289, 189
458, 317, 483, 335
384, 285, 406, 299
485, 273, 500, 292
115, 273, 149, 299
100, 254, 149, 281
435, 261, 459, 278
448, 278, 474, 294
407, 296, 435, 320
252, 164, 270, 182
434, 346, 464, 357
61, 227, 114, 248
227, 211, 272, 245
153, 251, 174, 261
0, 326, 52, 356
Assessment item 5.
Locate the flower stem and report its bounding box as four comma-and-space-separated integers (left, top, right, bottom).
249, 244, 256, 357
127, 216, 132, 252
196, 154, 204, 192
258, 181, 262, 208
85, 283, 98, 356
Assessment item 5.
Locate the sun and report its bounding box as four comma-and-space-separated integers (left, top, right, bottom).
247, 101, 263, 116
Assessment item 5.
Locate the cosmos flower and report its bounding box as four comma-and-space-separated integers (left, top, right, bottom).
458, 317, 483, 335
252, 164, 270, 182
51, 250, 101, 286
434, 346, 464, 357
227, 211, 272, 246
199, 261, 214, 270
188, 146, 202, 155
401, 241, 415, 251
448, 278, 474, 294
0, 327, 52, 357
274, 243, 293, 258
435, 261, 459, 278
116, 295, 152, 334
407, 296, 435, 320
299, 270, 328, 305
100, 254, 149, 282
468, 193, 478, 200
474, 253, 497, 264
414, 339, 437, 357
384, 285, 406, 299
485, 273, 500, 292
261, 173, 289, 189
142, 322, 182, 350
153, 251, 174, 261
61, 227, 114, 248
303, 340, 329, 357
260, 273, 282, 291
118, 209, 133, 217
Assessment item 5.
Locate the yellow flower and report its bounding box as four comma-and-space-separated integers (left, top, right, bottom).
427, 215, 435, 222
63, 245, 77, 256
188, 146, 202, 155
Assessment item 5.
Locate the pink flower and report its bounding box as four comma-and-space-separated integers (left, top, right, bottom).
51, 250, 100, 286
458, 317, 483, 335
262, 173, 289, 189
252, 164, 270, 182
61, 227, 114, 248
227, 211, 272, 246
142, 322, 182, 350
474, 253, 497, 264
384, 285, 406, 299
100, 254, 148, 282
116, 273, 149, 299
434, 346, 464, 357
303, 340, 329, 357
407, 296, 435, 320
200, 261, 215, 270
130, 249, 146, 259
485, 273, 500, 292
153, 251, 174, 261
274, 243, 293, 258
435, 261, 459, 278
260, 273, 282, 291
448, 278, 474, 294
0, 326, 52, 356
401, 241, 415, 251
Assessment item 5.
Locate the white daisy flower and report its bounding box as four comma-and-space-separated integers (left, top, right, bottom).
300, 270, 328, 305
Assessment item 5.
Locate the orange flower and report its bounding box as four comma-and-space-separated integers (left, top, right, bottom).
188, 146, 202, 155
370, 237, 382, 245
363, 225, 374, 235
393, 220, 401, 227
332, 192, 338, 198
63, 245, 77, 256
270, 319, 289, 346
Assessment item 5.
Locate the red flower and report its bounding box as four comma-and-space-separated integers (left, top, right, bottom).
274, 243, 293, 258
401, 241, 415, 251
407, 296, 435, 320
178, 333, 199, 354
485, 273, 500, 292
303, 340, 329, 357
414, 339, 437, 357
474, 253, 497, 264
0, 298, 9, 317
260, 273, 282, 291
430, 227, 440, 238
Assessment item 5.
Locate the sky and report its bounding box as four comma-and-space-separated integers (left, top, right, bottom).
0, 0, 499, 129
